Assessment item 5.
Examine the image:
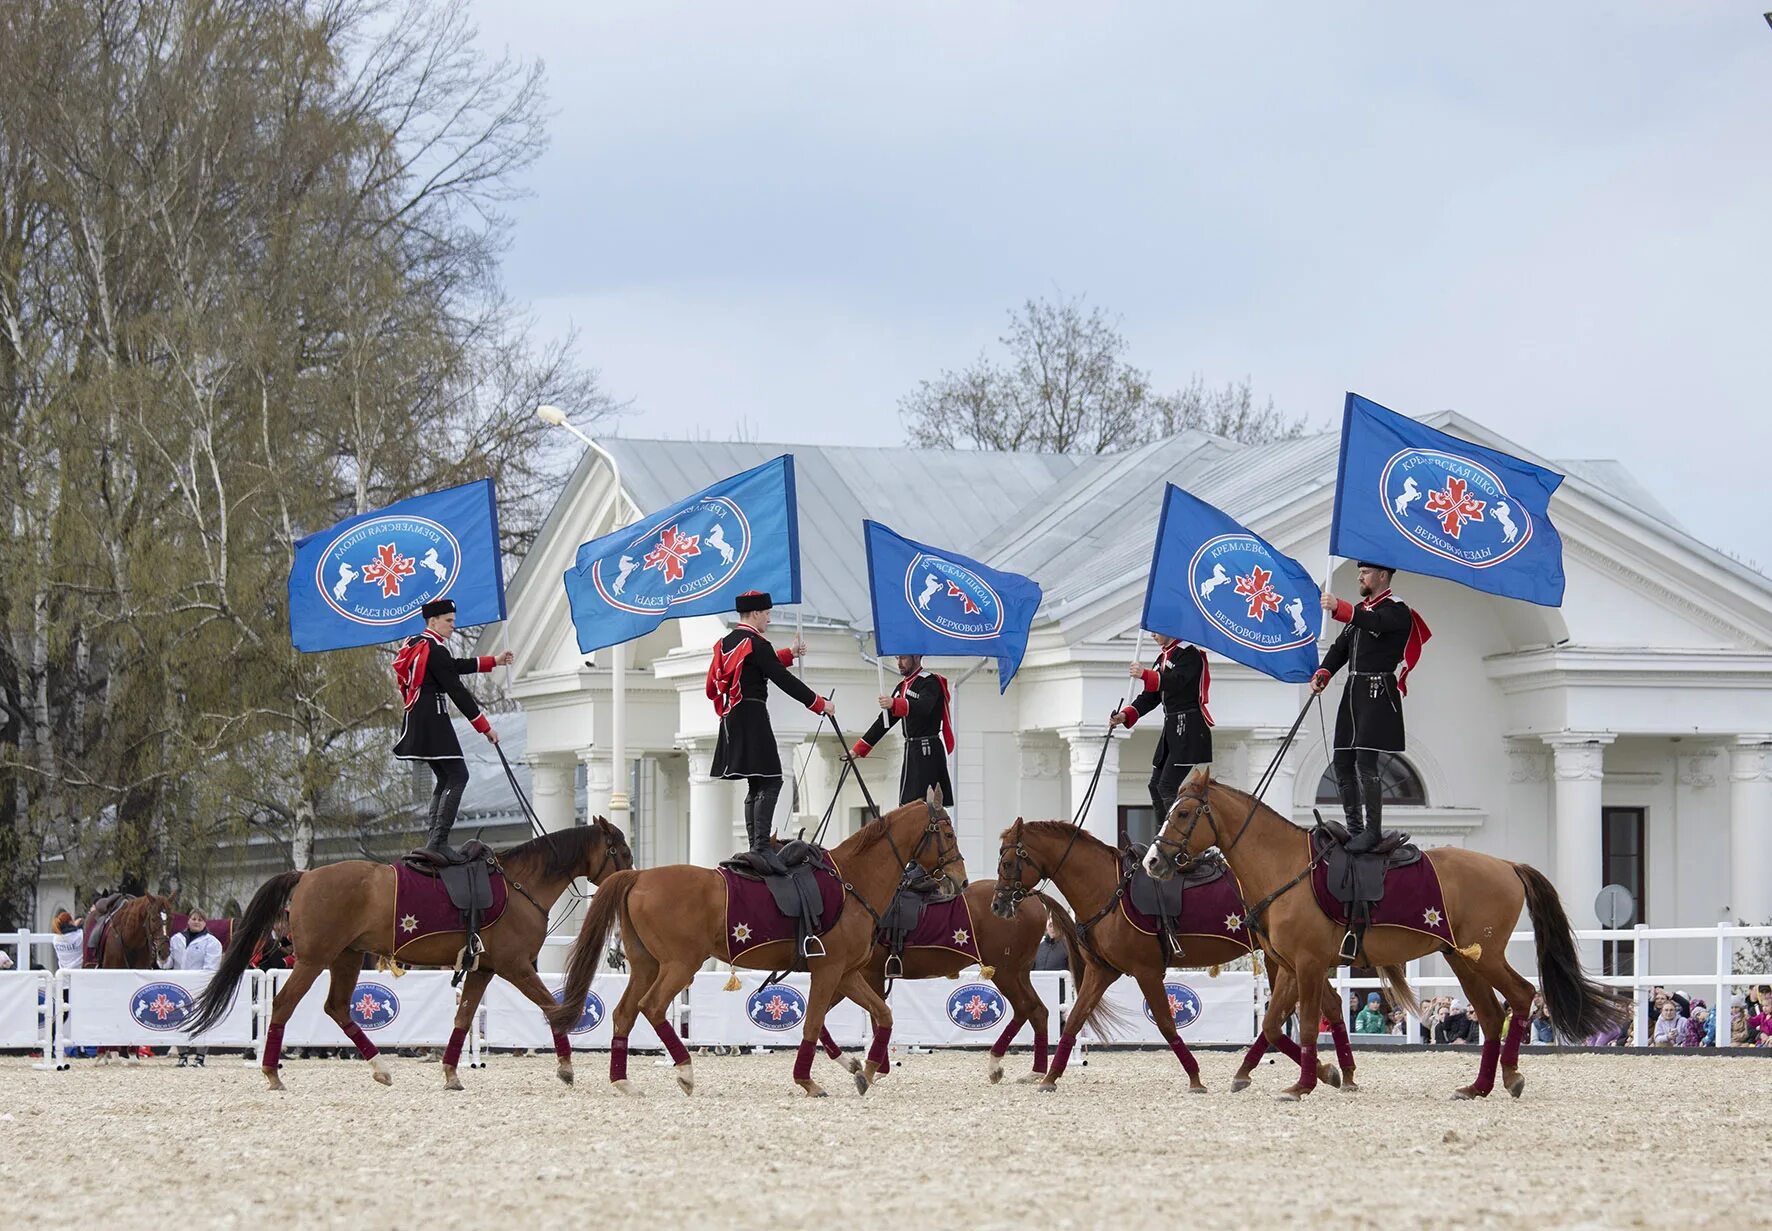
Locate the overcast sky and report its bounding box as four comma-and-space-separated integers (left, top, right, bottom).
482, 2, 1771, 566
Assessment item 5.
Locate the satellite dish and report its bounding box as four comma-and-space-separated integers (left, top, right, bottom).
1594, 883, 1635, 929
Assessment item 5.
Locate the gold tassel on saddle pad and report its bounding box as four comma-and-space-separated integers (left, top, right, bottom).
1455, 942, 1483, 961
376, 954, 408, 978
979, 964, 996, 981
723, 965, 742, 992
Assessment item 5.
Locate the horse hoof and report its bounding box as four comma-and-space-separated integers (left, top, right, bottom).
1188, 1083, 1210, 1095
852, 1070, 869, 1095
1340, 1080, 1361, 1094
675, 1064, 694, 1096
1230, 1076, 1251, 1093
1016, 1071, 1045, 1085
802, 1085, 829, 1099
1318, 1063, 1342, 1089
611, 1079, 641, 1097
1452, 1086, 1489, 1101
1033, 1081, 1057, 1095
1507, 1075, 1525, 1100
372, 1069, 393, 1087
843, 1058, 863, 1076
262, 1070, 285, 1092
1275, 1090, 1301, 1103
557, 1065, 574, 1086
444, 1076, 464, 1092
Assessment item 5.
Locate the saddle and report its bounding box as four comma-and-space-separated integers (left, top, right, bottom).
1311, 816, 1421, 962
1123, 847, 1231, 960
401, 840, 497, 982
875, 877, 954, 978
720, 839, 833, 961
83, 893, 132, 965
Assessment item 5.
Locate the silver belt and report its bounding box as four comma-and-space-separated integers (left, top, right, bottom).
908, 737, 940, 753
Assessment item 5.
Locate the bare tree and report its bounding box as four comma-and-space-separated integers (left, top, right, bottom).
901, 293, 1308, 453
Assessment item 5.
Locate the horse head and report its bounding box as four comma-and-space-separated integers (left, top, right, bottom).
990, 817, 1038, 919
879, 786, 967, 897
588, 816, 635, 883
1143, 765, 1216, 882
135, 892, 176, 968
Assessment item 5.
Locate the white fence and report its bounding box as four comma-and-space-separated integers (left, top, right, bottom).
8, 924, 1768, 1065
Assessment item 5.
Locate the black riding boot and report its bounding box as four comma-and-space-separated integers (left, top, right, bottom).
746, 783, 781, 853
1336, 772, 1364, 839
1347, 770, 1384, 854
425, 764, 468, 859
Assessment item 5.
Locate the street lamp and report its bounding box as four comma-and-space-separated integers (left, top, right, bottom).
536, 404, 640, 828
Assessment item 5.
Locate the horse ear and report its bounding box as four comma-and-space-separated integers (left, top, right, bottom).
925, 784, 940, 811
1184, 763, 1211, 791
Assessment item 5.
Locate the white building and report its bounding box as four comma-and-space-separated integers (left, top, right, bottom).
490, 415, 1772, 977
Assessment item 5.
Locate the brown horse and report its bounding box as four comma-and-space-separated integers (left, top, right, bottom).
1145, 769, 1624, 1100
83, 893, 175, 970
189, 818, 634, 1092
816, 882, 1085, 1085
991, 818, 1363, 1093
544, 793, 967, 1097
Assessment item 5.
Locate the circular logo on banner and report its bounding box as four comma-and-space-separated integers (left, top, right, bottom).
1380, 449, 1532, 568
902, 554, 1004, 641
745, 984, 806, 1032
131, 981, 195, 1032
349, 982, 401, 1030
1143, 981, 1203, 1030
1187, 535, 1315, 653
551, 988, 607, 1035
945, 982, 1008, 1031
314, 516, 461, 626
588, 498, 752, 616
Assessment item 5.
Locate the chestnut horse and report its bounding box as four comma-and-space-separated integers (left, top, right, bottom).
83, 893, 175, 970
817, 882, 1085, 1086
545, 793, 967, 1097
189, 818, 634, 1092
1145, 769, 1624, 1100
991, 819, 1366, 1093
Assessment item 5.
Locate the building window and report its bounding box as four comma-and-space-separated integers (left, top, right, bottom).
1119, 804, 1155, 851
1313, 754, 1428, 806
1601, 807, 1647, 977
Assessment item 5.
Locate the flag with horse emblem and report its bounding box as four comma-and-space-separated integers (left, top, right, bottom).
563, 455, 801, 654
863, 520, 1043, 692
1141, 484, 1321, 684
1331, 393, 1567, 607
288, 479, 505, 652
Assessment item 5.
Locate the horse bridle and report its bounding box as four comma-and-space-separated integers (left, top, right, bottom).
1148, 784, 1226, 875
882, 802, 967, 896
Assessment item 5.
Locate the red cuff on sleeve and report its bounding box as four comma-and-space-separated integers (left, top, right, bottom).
1140, 669, 1160, 692
1332, 599, 1354, 623
470, 714, 492, 735
1120, 706, 1139, 729
851, 740, 871, 759
809, 695, 827, 717
890, 696, 909, 719
776, 647, 796, 667
478, 656, 496, 673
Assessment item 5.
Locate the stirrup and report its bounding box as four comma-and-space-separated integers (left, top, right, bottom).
883, 951, 904, 979
800, 934, 827, 960
1338, 928, 1360, 963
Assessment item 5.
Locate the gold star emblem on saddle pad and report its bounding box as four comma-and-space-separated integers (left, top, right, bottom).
1423, 907, 1443, 928
732, 922, 752, 943
399, 914, 419, 934
952, 929, 970, 945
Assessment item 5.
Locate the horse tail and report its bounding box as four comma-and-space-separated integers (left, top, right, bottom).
1514, 862, 1624, 1041
1377, 963, 1420, 1019
189, 870, 301, 1035
545, 869, 637, 1033
1034, 892, 1085, 989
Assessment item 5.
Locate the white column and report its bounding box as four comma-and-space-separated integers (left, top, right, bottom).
1729, 735, 1772, 925
1244, 727, 1300, 826
677, 738, 731, 868
579, 747, 614, 826
1014, 731, 1063, 822
1060, 723, 1122, 847
1544, 732, 1614, 931
525, 756, 577, 834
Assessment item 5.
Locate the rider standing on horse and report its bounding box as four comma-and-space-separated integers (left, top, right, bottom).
850, 654, 955, 808
1109, 633, 1213, 832
706, 590, 832, 854
393, 597, 514, 857
1311, 563, 1431, 854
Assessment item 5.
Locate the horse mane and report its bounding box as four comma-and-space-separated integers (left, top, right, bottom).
1202, 778, 1309, 834
838, 800, 935, 858
1016, 819, 1119, 857
500, 822, 620, 881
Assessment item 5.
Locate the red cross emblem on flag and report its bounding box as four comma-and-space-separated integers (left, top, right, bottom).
361, 542, 416, 598
354, 991, 383, 1020
642, 524, 701, 584
761, 993, 793, 1022
1233, 565, 1283, 621
145, 992, 178, 1021
1423, 477, 1486, 538
945, 580, 981, 615
960, 993, 992, 1021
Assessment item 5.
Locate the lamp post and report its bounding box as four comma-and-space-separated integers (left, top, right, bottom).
537, 405, 641, 826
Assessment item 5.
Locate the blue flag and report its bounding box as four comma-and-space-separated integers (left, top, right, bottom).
863, 521, 1043, 693
1141, 484, 1321, 684
1331, 393, 1566, 606
563, 455, 801, 654
289, 478, 506, 652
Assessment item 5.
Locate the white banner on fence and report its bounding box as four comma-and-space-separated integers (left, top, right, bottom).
1077, 971, 1255, 1045
0, 972, 46, 1048
870, 971, 1066, 1046
61, 970, 255, 1046
271, 970, 461, 1047
480, 974, 666, 1050
686, 972, 870, 1047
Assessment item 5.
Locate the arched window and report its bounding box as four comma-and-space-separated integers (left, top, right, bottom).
1314, 753, 1428, 806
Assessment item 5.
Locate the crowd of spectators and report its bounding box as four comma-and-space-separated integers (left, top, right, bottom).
1342, 983, 1772, 1048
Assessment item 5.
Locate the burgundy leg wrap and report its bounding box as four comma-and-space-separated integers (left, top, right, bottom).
1033, 1029, 1049, 1073
262, 1022, 285, 1070
1168, 1035, 1200, 1078
1297, 1042, 1319, 1090
1049, 1034, 1076, 1078
1271, 1032, 1303, 1063
989, 1016, 1022, 1059
819, 1027, 843, 1060
610, 1035, 629, 1082
793, 1039, 818, 1082
342, 1022, 379, 1060
654, 1018, 691, 1066
553, 1032, 572, 1061
1500, 1013, 1529, 1068
1330, 1018, 1355, 1071
443, 1027, 467, 1068
1239, 1035, 1269, 1072
1472, 1035, 1501, 1093
867, 1025, 892, 1069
